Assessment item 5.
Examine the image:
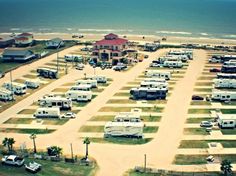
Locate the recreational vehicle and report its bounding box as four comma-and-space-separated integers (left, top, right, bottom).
64, 54, 83, 62
168, 50, 193, 60
86, 75, 107, 83
140, 81, 168, 89
38, 95, 72, 110
34, 107, 60, 118
70, 84, 91, 91
3, 82, 27, 95
221, 60, 236, 73
217, 73, 236, 79
65, 90, 92, 101
145, 70, 171, 80
24, 79, 40, 89
217, 113, 236, 128
163, 60, 183, 68
0, 88, 14, 101
211, 90, 236, 102
36, 67, 58, 79
76, 79, 97, 88
114, 112, 141, 122
130, 87, 167, 100
104, 121, 144, 138
221, 55, 236, 62
214, 79, 236, 89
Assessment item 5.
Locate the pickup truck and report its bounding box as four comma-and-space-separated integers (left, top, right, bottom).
2, 155, 25, 166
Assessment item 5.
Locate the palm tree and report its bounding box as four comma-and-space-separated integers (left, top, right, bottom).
2, 137, 10, 152
30, 133, 37, 153
50, 146, 62, 158
83, 137, 90, 159
221, 159, 233, 176
8, 138, 15, 151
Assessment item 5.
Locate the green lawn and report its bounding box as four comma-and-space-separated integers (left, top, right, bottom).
174, 155, 207, 165
3, 118, 33, 124
42, 119, 69, 125
221, 109, 236, 114
197, 76, 216, 80
194, 88, 212, 92
183, 128, 209, 135
98, 106, 163, 113
141, 115, 161, 122
190, 101, 211, 105
18, 109, 36, 114
79, 126, 104, 132
195, 82, 213, 86
89, 137, 152, 145
106, 99, 136, 104
14, 79, 26, 83
143, 126, 159, 133
180, 140, 236, 148
89, 115, 114, 121
62, 82, 74, 86
0, 128, 55, 134
23, 74, 38, 79
188, 109, 211, 114
186, 118, 212, 123
221, 129, 236, 135
113, 92, 130, 96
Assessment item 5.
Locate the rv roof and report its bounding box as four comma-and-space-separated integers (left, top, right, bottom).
37, 107, 60, 111
105, 121, 144, 127
217, 114, 236, 120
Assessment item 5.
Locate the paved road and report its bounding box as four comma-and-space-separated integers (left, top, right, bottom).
0, 49, 208, 176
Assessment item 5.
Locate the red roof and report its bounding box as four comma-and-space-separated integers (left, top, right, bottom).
15, 37, 29, 41
105, 33, 118, 39
95, 38, 128, 46
18, 32, 33, 37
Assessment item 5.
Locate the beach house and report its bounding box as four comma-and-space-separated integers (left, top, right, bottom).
46, 38, 65, 48
0, 37, 15, 48
15, 32, 34, 46
92, 33, 128, 65
2, 48, 35, 62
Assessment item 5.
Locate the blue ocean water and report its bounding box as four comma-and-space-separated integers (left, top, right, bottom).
0, 0, 236, 38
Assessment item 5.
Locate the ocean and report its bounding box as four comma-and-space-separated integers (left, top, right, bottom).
0, 0, 236, 39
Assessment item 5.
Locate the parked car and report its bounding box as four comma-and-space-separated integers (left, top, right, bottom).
200, 121, 213, 127
2, 155, 25, 166
144, 55, 149, 59
209, 68, 221, 72
0, 71, 5, 78
75, 63, 84, 70
25, 161, 41, 173
206, 155, 214, 162
192, 95, 204, 100
61, 112, 76, 118
150, 63, 161, 67
113, 65, 127, 71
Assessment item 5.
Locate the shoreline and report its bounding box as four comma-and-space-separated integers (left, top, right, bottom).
1, 32, 236, 46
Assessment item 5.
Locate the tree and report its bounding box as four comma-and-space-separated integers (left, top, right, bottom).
49, 146, 62, 158
221, 159, 233, 176
30, 133, 37, 153
2, 137, 10, 152
83, 137, 90, 159
8, 138, 15, 151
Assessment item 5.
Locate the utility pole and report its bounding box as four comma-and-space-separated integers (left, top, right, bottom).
70, 143, 74, 160
144, 154, 147, 173
10, 70, 14, 101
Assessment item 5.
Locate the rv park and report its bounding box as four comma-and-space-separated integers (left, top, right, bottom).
0, 33, 236, 175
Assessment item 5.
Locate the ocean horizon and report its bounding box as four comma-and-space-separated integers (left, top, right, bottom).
0, 0, 236, 39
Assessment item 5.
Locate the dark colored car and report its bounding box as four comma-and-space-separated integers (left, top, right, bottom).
209, 68, 221, 72
192, 95, 204, 100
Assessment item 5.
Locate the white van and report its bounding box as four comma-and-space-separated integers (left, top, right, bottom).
65, 90, 92, 101
24, 79, 40, 89
34, 107, 60, 118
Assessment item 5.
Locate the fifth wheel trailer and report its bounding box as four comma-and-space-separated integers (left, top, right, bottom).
130, 87, 167, 100
214, 79, 236, 89
145, 70, 171, 80
38, 95, 72, 110
217, 113, 236, 129
211, 90, 236, 102
34, 107, 60, 118
65, 90, 92, 101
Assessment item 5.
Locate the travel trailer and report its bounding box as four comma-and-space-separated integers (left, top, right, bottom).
86, 75, 107, 83
64, 54, 83, 62
130, 87, 167, 100
104, 121, 144, 138
34, 107, 60, 118
38, 95, 72, 110
214, 79, 236, 89
70, 84, 91, 91
36, 67, 58, 79
211, 90, 236, 102
217, 73, 236, 79
114, 112, 141, 122
76, 79, 97, 88
217, 113, 236, 129
221, 55, 236, 62
221, 60, 236, 73
168, 49, 193, 59
163, 60, 183, 68
3, 82, 27, 95
145, 70, 171, 80
24, 79, 40, 89
143, 78, 166, 83
140, 81, 168, 89
65, 90, 92, 101
165, 54, 189, 62
0, 88, 14, 101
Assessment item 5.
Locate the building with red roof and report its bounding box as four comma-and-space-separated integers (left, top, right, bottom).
15, 32, 34, 46
92, 33, 128, 64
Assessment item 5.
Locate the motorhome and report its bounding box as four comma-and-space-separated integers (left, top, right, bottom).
65, 90, 92, 101
36, 67, 58, 79
70, 84, 91, 91
221, 60, 236, 73
38, 95, 72, 110
3, 82, 27, 95
114, 112, 141, 122
64, 54, 83, 62
34, 107, 60, 118
211, 90, 236, 102
163, 60, 183, 68
217, 113, 236, 128
104, 121, 144, 138
140, 81, 168, 89
0, 88, 14, 101
24, 79, 40, 89
130, 87, 167, 100
76, 79, 97, 88
145, 70, 171, 80
86, 75, 107, 83
214, 79, 236, 89
217, 73, 236, 79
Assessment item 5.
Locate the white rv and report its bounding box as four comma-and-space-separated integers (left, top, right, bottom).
217, 113, 236, 128
163, 60, 183, 68
168, 49, 193, 60
104, 121, 144, 138
211, 90, 236, 102
86, 75, 107, 83
38, 95, 72, 110
24, 79, 40, 89
214, 79, 236, 89
76, 79, 97, 88
140, 81, 168, 89
3, 82, 27, 95
64, 54, 83, 62
65, 90, 92, 101
0, 88, 14, 101
70, 84, 91, 91
217, 73, 236, 79
145, 70, 171, 80
34, 107, 60, 118
143, 78, 166, 83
